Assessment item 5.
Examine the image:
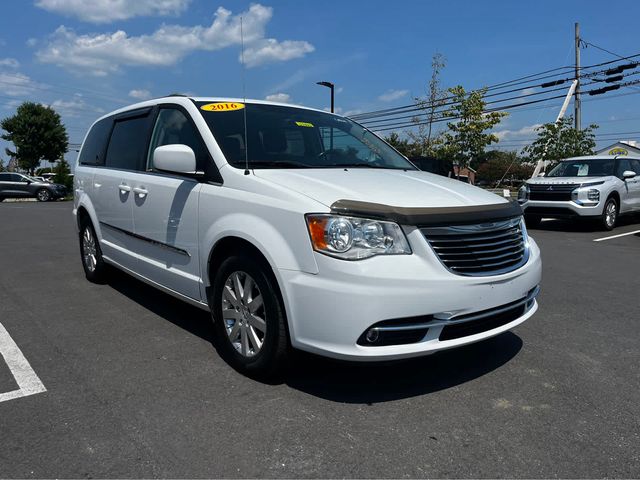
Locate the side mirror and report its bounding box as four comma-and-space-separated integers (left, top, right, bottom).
623, 170, 636, 180
153, 144, 197, 174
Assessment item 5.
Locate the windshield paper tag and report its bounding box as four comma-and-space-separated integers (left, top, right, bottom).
295, 121, 314, 128
200, 102, 245, 112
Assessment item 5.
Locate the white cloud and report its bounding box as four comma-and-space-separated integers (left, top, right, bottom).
129, 89, 152, 100
48, 94, 104, 117
0, 72, 42, 97
265, 93, 290, 103
36, 4, 314, 75
521, 87, 536, 96
26, 38, 38, 47
35, 0, 191, 23
378, 89, 409, 102
243, 39, 314, 67
0, 58, 19, 68
494, 124, 541, 141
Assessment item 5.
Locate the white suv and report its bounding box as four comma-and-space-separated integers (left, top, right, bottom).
519, 155, 640, 230
73, 96, 541, 376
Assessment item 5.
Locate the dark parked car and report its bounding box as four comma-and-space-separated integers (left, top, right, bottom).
0, 172, 67, 202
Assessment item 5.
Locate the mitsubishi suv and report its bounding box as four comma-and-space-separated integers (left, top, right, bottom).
73, 96, 541, 376
519, 156, 640, 230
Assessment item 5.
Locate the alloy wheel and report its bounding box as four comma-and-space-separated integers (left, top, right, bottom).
605, 201, 617, 228
221, 271, 266, 357
37, 189, 50, 201
82, 227, 97, 272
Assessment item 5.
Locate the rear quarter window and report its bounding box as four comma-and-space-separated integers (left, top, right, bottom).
79, 117, 112, 166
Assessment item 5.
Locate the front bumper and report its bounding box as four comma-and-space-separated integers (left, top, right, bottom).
278, 228, 542, 361
521, 199, 603, 218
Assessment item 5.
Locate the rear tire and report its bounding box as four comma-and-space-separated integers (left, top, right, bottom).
524, 214, 542, 228
79, 218, 107, 283
211, 253, 288, 378
601, 197, 618, 231
36, 188, 51, 202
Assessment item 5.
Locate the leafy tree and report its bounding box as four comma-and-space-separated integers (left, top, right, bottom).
385, 132, 420, 157
409, 53, 447, 156
0, 158, 5, 172
441, 86, 508, 176
521, 116, 597, 167
0, 102, 68, 175
476, 150, 534, 185
53, 158, 73, 191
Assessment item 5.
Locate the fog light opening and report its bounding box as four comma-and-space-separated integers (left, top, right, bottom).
365, 329, 379, 343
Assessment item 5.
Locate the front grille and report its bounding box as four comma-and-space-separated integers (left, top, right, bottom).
529, 183, 578, 201
421, 216, 528, 276
525, 206, 577, 217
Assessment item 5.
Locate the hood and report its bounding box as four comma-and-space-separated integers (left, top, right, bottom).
527, 176, 609, 185
253, 168, 507, 208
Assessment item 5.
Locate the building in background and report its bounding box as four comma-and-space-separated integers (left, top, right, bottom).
596, 141, 640, 156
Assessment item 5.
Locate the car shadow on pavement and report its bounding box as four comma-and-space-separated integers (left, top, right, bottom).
282, 332, 523, 404
106, 268, 215, 343
106, 268, 523, 403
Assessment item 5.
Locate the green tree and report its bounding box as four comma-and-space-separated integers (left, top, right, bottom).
476, 150, 534, 185
385, 132, 420, 157
521, 116, 597, 167
441, 86, 508, 176
0, 102, 68, 175
53, 158, 73, 191
409, 53, 447, 156
0, 158, 5, 172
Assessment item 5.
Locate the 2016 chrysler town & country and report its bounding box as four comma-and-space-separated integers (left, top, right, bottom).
73, 96, 542, 376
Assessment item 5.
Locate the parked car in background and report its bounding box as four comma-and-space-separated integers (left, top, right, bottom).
0, 172, 67, 202
519, 155, 640, 230
74, 96, 541, 377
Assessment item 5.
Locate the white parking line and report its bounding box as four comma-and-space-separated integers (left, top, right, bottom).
0, 322, 46, 403
593, 229, 640, 242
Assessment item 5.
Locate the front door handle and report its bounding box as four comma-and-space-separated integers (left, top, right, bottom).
133, 187, 148, 198
119, 183, 131, 193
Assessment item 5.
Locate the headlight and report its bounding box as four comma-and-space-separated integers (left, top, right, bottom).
517, 184, 529, 203
587, 189, 600, 201
306, 214, 412, 260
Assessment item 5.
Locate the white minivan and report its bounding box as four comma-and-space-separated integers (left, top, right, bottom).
74, 96, 542, 376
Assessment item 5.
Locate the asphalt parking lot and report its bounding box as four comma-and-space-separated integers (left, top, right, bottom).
0, 201, 639, 478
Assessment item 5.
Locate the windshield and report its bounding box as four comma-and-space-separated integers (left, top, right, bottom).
196, 102, 415, 170
547, 158, 615, 177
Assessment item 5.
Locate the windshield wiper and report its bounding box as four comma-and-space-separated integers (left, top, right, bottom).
242, 160, 313, 169
321, 162, 405, 170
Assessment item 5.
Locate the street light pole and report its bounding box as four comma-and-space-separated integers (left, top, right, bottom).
316, 81, 335, 113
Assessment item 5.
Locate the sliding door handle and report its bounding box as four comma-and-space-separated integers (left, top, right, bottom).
133, 187, 148, 198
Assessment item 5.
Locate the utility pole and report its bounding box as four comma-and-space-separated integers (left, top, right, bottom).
574, 22, 581, 131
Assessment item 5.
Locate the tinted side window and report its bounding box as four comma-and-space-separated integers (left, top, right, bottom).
616, 159, 632, 178
79, 117, 112, 166
0, 173, 11, 181
147, 108, 210, 171
630, 159, 640, 174
105, 114, 152, 171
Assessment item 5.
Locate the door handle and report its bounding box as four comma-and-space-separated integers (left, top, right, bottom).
133, 187, 148, 198
119, 183, 131, 193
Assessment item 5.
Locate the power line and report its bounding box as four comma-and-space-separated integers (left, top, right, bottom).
351, 52, 640, 122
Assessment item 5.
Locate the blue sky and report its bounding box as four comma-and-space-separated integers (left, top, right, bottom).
1, 0, 639, 166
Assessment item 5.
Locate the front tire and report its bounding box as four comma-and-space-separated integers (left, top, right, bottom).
211, 254, 288, 378
36, 188, 51, 202
524, 214, 542, 228
601, 197, 618, 231
79, 218, 107, 283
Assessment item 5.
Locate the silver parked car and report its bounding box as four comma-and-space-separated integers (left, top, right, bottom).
519, 156, 640, 230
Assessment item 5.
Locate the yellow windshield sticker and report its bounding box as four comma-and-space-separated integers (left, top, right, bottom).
200, 102, 245, 112
295, 121, 314, 128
